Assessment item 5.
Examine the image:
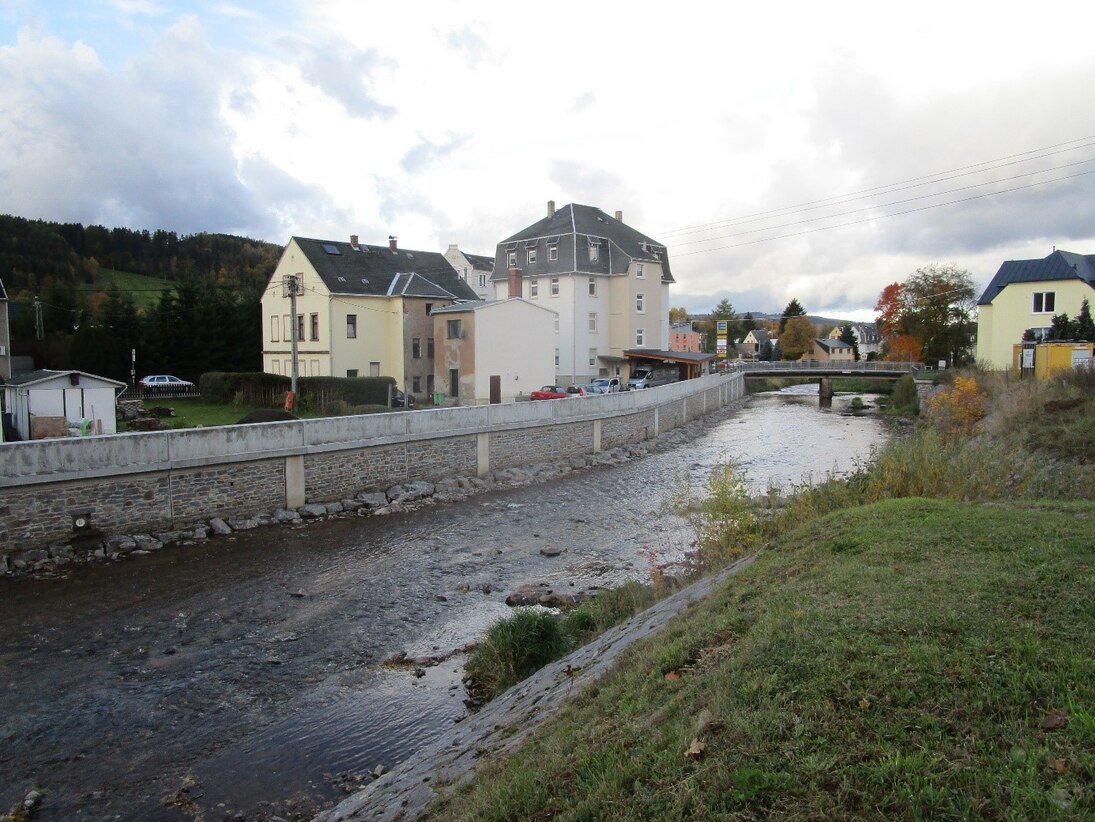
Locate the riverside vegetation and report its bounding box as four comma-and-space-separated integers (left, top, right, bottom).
440, 367, 1094, 820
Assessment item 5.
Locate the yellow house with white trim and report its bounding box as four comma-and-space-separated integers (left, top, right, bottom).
261, 236, 480, 400
976, 249, 1095, 369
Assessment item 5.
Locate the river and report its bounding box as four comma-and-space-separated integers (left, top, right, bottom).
0, 387, 889, 821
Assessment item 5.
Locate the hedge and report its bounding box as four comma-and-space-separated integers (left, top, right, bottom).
198, 372, 397, 411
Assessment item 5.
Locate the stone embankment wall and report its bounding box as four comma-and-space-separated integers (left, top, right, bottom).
0, 374, 742, 567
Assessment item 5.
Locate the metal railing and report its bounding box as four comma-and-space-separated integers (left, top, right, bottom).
721, 360, 924, 374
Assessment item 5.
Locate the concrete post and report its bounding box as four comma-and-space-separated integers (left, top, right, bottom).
819, 378, 833, 399
477, 431, 490, 477
285, 455, 305, 508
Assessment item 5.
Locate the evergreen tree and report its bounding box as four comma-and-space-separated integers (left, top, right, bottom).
1075, 298, 1095, 341
780, 298, 806, 333
839, 323, 861, 361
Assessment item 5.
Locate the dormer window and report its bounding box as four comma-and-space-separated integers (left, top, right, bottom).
549, 245, 558, 261
528, 249, 537, 264
589, 241, 600, 263
507, 252, 516, 267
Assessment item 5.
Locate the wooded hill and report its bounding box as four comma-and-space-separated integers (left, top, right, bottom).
1, 214, 284, 382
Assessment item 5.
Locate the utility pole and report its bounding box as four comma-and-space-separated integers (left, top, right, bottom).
34, 297, 43, 340
284, 273, 302, 396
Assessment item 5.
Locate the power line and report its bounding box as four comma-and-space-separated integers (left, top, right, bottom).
669, 156, 1095, 249
658, 135, 1095, 239
672, 167, 1095, 257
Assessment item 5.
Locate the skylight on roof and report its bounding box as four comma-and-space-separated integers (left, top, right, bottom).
322, 243, 341, 255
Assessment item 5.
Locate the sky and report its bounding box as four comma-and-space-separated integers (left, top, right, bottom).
2, 1, 1095, 321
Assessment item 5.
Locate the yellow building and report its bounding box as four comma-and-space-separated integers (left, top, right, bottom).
976, 250, 1095, 369
260, 236, 479, 401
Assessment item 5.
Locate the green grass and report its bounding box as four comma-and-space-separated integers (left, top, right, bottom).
431, 499, 1095, 820
427, 369, 1095, 820
94, 268, 177, 310
120, 398, 325, 430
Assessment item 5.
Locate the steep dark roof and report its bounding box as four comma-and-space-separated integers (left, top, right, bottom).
463, 253, 495, 271
816, 338, 852, 353
293, 237, 479, 301
497, 204, 674, 283
978, 249, 1095, 306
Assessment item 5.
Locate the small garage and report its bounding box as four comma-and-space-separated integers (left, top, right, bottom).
1, 369, 125, 441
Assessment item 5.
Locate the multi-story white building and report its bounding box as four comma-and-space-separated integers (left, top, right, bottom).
491, 202, 674, 384
443, 244, 495, 301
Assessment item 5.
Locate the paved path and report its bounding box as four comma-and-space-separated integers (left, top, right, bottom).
314, 554, 757, 822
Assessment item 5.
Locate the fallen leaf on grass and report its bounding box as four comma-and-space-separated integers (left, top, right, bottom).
664, 671, 681, 681
684, 739, 705, 761
1041, 710, 1068, 731
1053, 758, 1070, 774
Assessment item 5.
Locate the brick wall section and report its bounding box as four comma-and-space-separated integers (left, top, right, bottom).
489, 422, 593, 469
659, 401, 684, 432
601, 410, 655, 450
0, 475, 172, 546
306, 444, 410, 500
170, 460, 285, 521
1, 375, 745, 555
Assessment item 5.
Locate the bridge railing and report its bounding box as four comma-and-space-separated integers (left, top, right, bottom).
721, 360, 924, 373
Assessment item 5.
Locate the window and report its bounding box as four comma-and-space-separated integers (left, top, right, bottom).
1033, 291, 1056, 313
347, 369, 359, 378
636, 328, 646, 346
589, 243, 600, 263
550, 277, 560, 296
270, 316, 279, 342
636, 264, 645, 279
588, 348, 597, 367
426, 373, 434, 394
636, 293, 645, 313
549, 245, 558, 261
297, 314, 305, 343
310, 313, 319, 341
412, 337, 421, 358
449, 368, 460, 398
412, 376, 421, 393
447, 319, 462, 339
588, 312, 598, 332
272, 361, 281, 374
346, 314, 357, 338
555, 347, 560, 366
530, 278, 539, 298
478, 273, 486, 287
427, 337, 435, 358
507, 251, 516, 267
528, 249, 537, 264
283, 314, 290, 338
588, 277, 597, 296
425, 303, 433, 316
369, 362, 380, 377
554, 317, 560, 333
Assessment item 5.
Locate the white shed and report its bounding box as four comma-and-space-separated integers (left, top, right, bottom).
1, 370, 125, 441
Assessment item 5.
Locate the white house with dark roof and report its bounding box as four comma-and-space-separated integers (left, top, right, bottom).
975, 249, 1095, 369
803, 337, 854, 363
444, 244, 495, 301
261, 235, 479, 399
492, 202, 673, 384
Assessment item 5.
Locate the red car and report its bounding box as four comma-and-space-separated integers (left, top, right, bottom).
531, 385, 568, 400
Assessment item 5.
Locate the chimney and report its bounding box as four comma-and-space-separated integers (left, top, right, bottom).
507, 266, 521, 299
547, 200, 555, 219
350, 234, 359, 250
388, 235, 398, 253
614, 210, 623, 223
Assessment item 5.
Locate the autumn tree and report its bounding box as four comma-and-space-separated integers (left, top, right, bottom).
669, 306, 689, 325
780, 315, 817, 360
779, 297, 806, 333
874, 265, 976, 365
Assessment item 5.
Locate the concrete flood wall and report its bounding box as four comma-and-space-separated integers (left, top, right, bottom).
0, 374, 743, 555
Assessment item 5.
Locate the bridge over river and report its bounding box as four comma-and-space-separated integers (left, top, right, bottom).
722, 360, 925, 399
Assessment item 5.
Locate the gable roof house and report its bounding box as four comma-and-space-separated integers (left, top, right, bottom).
737, 327, 771, 359
261, 236, 479, 398
975, 249, 1095, 369
803, 337, 854, 363
444, 245, 495, 301
492, 202, 674, 384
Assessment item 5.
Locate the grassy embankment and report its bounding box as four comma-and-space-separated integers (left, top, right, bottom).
431, 368, 1095, 820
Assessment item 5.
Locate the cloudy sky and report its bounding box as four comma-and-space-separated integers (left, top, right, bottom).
2, 1, 1094, 320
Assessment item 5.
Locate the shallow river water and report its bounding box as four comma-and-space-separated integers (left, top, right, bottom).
0, 389, 890, 821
